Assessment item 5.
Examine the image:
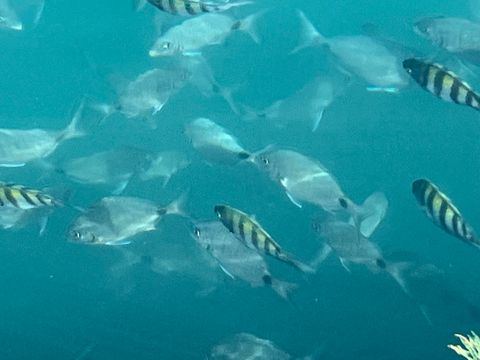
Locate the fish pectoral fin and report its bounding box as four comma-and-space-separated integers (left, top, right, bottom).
112, 180, 130, 195
0, 163, 26, 168
339, 258, 352, 273
105, 240, 131, 246
285, 191, 302, 208
218, 263, 235, 280
311, 108, 325, 132
366, 86, 399, 93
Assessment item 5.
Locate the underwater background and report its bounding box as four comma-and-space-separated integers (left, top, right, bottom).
1, 0, 480, 359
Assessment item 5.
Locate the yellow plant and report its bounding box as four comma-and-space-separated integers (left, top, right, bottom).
449, 332, 480, 360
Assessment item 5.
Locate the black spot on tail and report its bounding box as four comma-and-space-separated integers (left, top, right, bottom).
339, 198, 348, 209
376, 258, 386, 269
231, 21, 241, 31
262, 274, 272, 285
238, 152, 250, 160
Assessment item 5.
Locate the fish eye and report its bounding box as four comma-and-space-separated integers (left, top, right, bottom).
194, 227, 201, 238
71, 230, 82, 240
162, 42, 171, 50
206, 244, 211, 251
261, 157, 269, 166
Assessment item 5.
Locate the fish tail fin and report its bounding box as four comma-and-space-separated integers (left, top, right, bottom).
238, 10, 266, 44
219, 1, 253, 11
239, 104, 265, 122
385, 261, 411, 296
309, 243, 332, 271
91, 102, 117, 124
348, 192, 388, 238
291, 10, 326, 54
60, 100, 86, 141
282, 254, 315, 274
32, 1, 45, 28
212, 81, 242, 116
270, 278, 298, 300
164, 192, 188, 217
311, 107, 325, 132
133, 0, 147, 11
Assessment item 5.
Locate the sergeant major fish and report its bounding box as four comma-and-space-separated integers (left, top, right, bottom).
136, 0, 251, 16
214, 204, 312, 273
0, 102, 84, 168
403, 58, 480, 111
0, 182, 60, 210
412, 179, 479, 247
68, 194, 185, 246
191, 220, 296, 300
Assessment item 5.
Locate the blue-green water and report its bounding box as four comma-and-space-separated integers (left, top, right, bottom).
1, 0, 480, 359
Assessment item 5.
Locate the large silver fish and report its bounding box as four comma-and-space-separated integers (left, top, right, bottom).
67, 194, 185, 246
414, 16, 480, 64
191, 220, 296, 299
184, 117, 250, 165
293, 11, 409, 93
0, 103, 84, 168
95, 68, 190, 122
59, 147, 152, 194
245, 73, 350, 132
249, 147, 388, 238
149, 12, 262, 57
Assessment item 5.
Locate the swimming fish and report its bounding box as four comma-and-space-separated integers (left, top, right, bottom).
414, 16, 480, 64
138, 0, 251, 16
0, 182, 59, 210
58, 147, 152, 194
191, 220, 296, 300
184, 117, 250, 165
68, 194, 185, 246
214, 204, 312, 273
249, 147, 388, 238
412, 179, 478, 247
402, 58, 480, 111
293, 11, 409, 93
0, 102, 84, 168
149, 12, 262, 57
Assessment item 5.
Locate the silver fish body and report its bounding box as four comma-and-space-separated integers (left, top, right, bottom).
68, 195, 184, 246
184, 117, 250, 165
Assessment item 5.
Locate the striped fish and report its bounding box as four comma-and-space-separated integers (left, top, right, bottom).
214, 204, 312, 273
0, 183, 59, 210
146, 0, 250, 16
412, 179, 479, 246
403, 58, 480, 111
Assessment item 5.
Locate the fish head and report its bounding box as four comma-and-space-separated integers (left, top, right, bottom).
67, 226, 100, 245
248, 145, 277, 173
149, 40, 179, 57
0, 15, 22, 31
402, 58, 424, 79
413, 17, 435, 38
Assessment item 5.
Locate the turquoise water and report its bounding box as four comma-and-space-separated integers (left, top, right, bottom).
1, 0, 480, 359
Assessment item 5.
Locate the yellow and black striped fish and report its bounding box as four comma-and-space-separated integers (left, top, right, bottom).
403, 58, 480, 111
147, 0, 249, 16
0, 183, 59, 210
412, 179, 479, 246
214, 204, 312, 273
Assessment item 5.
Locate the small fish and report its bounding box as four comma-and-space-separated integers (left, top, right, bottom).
0, 183, 59, 210
403, 58, 480, 111
191, 220, 296, 299
142, 0, 251, 16
184, 117, 250, 165
68, 194, 185, 246
214, 204, 312, 273
149, 12, 262, 57
412, 179, 478, 246
0, 102, 84, 167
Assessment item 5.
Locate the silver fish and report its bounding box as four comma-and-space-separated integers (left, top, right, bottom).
0, 206, 51, 235
0, 103, 84, 168
149, 12, 262, 57
414, 16, 480, 63
294, 11, 409, 93
191, 221, 296, 300
184, 117, 250, 165
250, 147, 388, 238
208, 333, 292, 360
95, 68, 190, 122
59, 147, 152, 194
68, 194, 185, 246
246, 73, 350, 132
139, 150, 190, 186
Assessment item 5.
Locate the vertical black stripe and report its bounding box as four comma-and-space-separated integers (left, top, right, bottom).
184, 1, 196, 14
4, 188, 19, 208
426, 190, 437, 218
0, 192, 5, 206
438, 200, 449, 232
35, 194, 49, 206
200, 2, 210, 12
238, 220, 245, 241
251, 230, 258, 248
151, 0, 165, 11
461, 222, 468, 239
452, 213, 460, 237
433, 70, 445, 96
450, 79, 460, 103
466, 91, 474, 106
19, 189, 37, 206
168, 0, 177, 14
419, 63, 429, 88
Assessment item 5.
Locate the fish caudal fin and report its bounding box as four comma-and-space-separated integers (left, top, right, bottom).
238, 11, 265, 44
385, 261, 411, 296
219, 1, 253, 11
269, 277, 298, 300
60, 100, 86, 142
349, 192, 388, 238
291, 10, 327, 54
309, 243, 332, 271
163, 192, 188, 217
